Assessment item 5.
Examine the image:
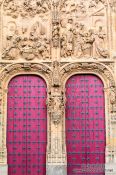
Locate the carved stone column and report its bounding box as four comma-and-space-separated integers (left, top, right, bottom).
51, 0, 60, 61
0, 86, 8, 175
46, 61, 67, 175
105, 86, 116, 175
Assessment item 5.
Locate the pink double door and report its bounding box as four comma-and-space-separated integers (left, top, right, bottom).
7, 75, 47, 175
66, 75, 106, 175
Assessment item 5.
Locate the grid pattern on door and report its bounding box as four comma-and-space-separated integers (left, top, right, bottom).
7, 75, 47, 175
66, 75, 106, 175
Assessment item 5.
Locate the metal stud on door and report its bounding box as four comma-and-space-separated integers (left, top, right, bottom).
66, 75, 106, 175
7, 75, 47, 175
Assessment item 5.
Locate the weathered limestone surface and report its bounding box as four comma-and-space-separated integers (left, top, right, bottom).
0, 0, 116, 174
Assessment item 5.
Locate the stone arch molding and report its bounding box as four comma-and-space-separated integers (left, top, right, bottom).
60, 62, 115, 87
60, 62, 116, 164
0, 63, 52, 165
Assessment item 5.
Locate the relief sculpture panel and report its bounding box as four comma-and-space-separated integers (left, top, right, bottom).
60, 0, 110, 60
1, 0, 113, 61
0, 0, 116, 175
1, 0, 52, 61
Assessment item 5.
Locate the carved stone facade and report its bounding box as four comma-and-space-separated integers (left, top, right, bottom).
0, 0, 116, 175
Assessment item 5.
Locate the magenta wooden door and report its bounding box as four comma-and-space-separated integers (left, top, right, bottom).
7, 75, 47, 175
66, 75, 106, 175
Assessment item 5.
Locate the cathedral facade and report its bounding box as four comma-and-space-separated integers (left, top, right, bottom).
0, 0, 116, 175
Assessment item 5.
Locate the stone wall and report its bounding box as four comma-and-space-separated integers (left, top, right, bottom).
0, 0, 116, 174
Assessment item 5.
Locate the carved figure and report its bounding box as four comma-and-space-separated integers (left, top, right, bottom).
2, 26, 50, 60
60, 18, 76, 57
52, 22, 60, 48
47, 92, 65, 125
110, 87, 116, 112
95, 26, 109, 58
52, 61, 60, 87
80, 29, 95, 57
2, 30, 21, 60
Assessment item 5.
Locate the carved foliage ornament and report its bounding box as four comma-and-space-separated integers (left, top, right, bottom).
61, 62, 115, 87
0, 63, 51, 82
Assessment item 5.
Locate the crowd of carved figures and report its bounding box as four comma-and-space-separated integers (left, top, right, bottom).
1, 0, 110, 60
3, 0, 51, 18
2, 22, 51, 60
60, 19, 109, 58
2, 19, 108, 60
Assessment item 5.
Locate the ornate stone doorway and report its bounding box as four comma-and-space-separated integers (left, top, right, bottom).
65, 74, 106, 175
7, 75, 47, 175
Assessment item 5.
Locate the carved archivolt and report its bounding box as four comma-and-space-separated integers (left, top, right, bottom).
60, 62, 116, 161
60, 62, 115, 87
0, 63, 52, 163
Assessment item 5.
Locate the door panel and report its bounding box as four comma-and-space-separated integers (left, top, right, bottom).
66, 75, 106, 175
7, 75, 47, 175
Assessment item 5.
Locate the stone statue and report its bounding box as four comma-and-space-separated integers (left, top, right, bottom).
95, 26, 109, 58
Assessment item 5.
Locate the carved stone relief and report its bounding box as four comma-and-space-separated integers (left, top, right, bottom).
110, 87, 116, 112
60, 0, 109, 59
47, 93, 64, 125
1, 0, 113, 61
0, 0, 116, 174
3, 0, 51, 18
2, 20, 51, 60
2, 0, 52, 61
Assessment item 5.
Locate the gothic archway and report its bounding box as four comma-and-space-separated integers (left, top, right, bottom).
60, 62, 116, 175
7, 74, 47, 175
65, 74, 106, 175
0, 63, 52, 175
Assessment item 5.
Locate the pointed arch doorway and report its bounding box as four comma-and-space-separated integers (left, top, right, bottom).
65, 74, 106, 175
7, 75, 47, 175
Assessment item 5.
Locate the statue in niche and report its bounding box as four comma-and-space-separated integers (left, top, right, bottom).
52, 96, 62, 125
52, 61, 60, 87
110, 87, 116, 112
66, 18, 76, 56
52, 21, 60, 48
47, 94, 64, 125
61, 18, 76, 57
95, 26, 109, 58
